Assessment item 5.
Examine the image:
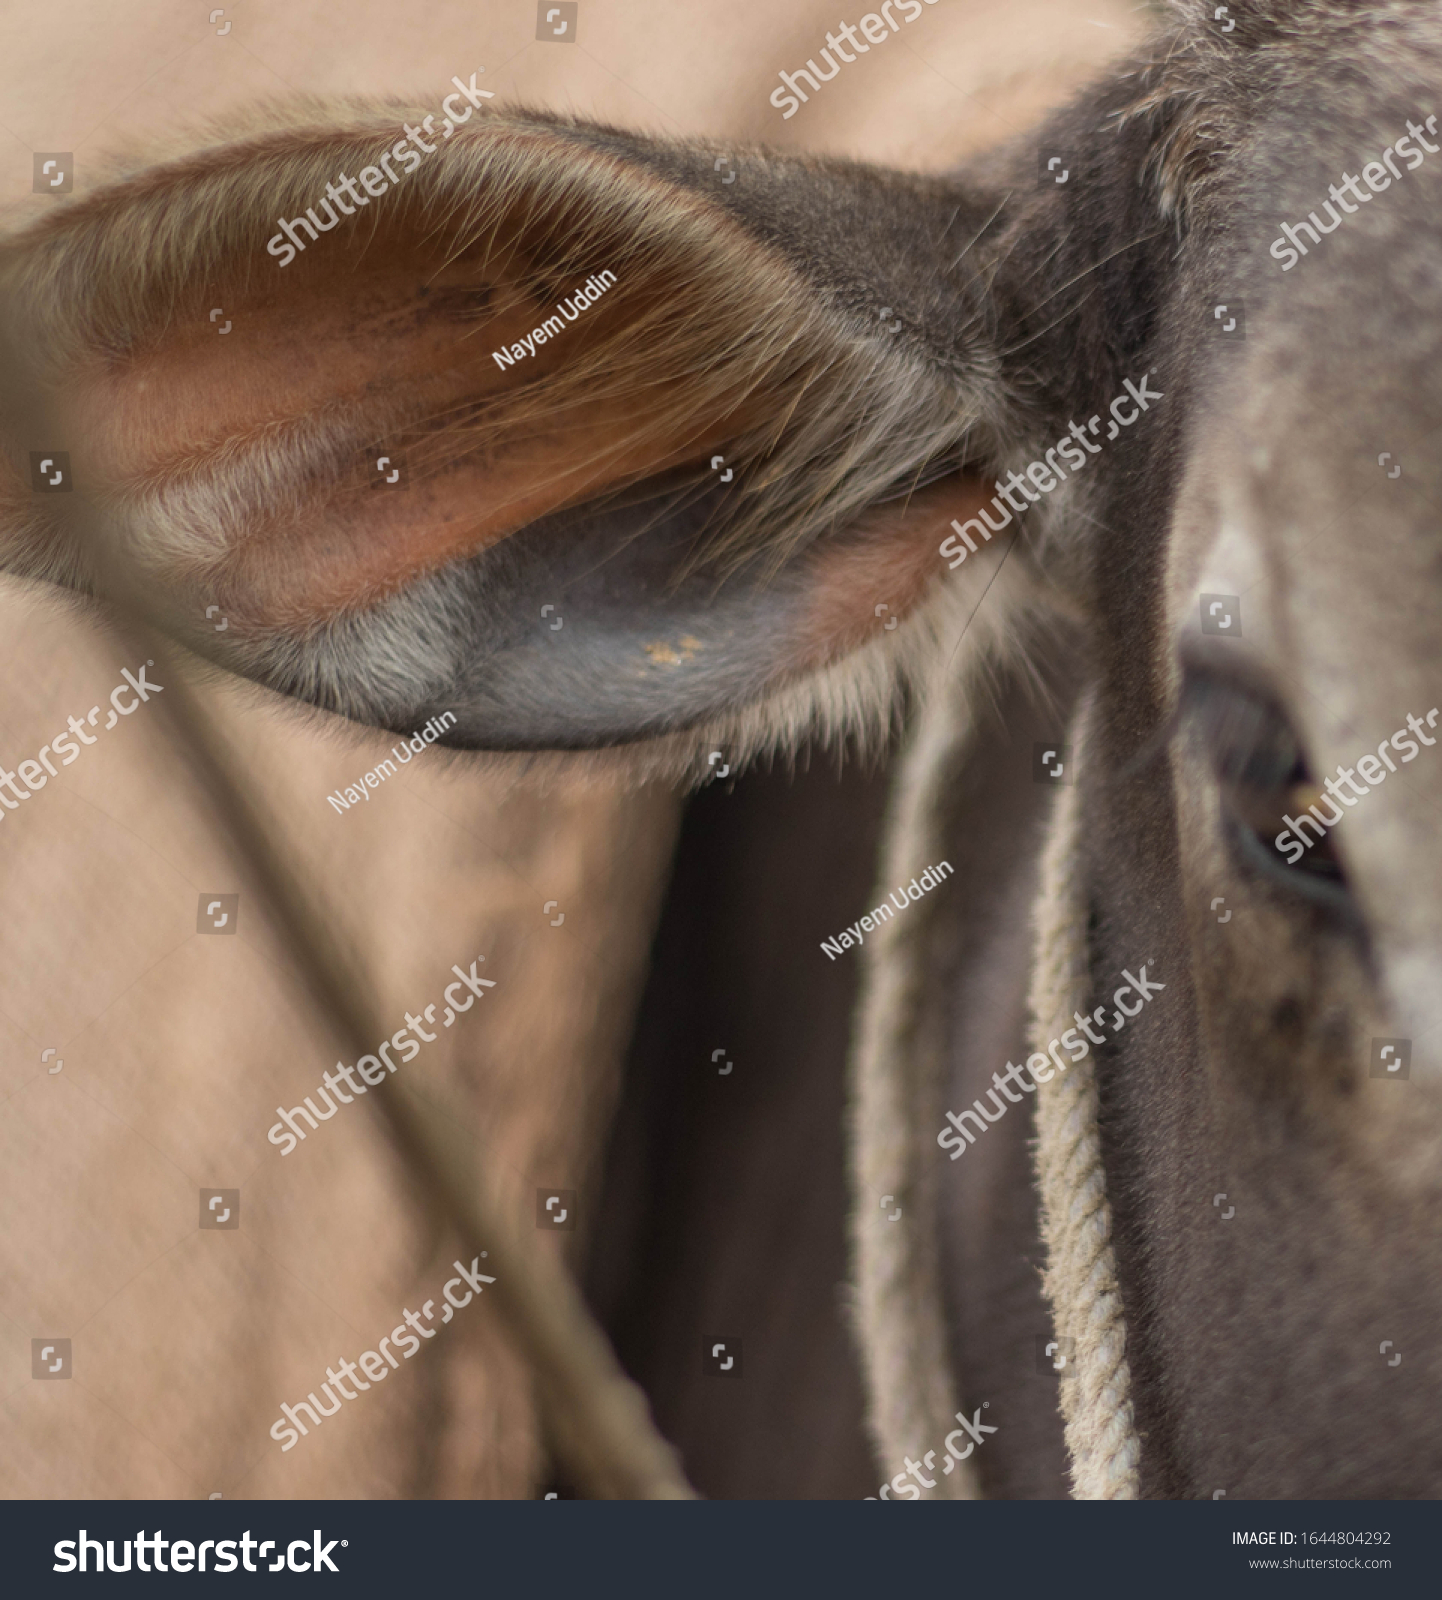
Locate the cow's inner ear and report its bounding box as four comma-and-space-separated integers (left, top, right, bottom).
20, 152, 815, 628
2, 110, 1012, 750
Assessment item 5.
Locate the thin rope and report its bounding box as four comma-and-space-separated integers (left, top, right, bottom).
1028, 693, 1141, 1498
849, 649, 987, 1499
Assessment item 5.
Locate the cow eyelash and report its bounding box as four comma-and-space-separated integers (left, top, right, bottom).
1180, 668, 1351, 909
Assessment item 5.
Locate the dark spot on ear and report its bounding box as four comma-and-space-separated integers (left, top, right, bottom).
96, 324, 139, 366
424, 284, 496, 322
1316, 1003, 1351, 1055
1270, 994, 1305, 1044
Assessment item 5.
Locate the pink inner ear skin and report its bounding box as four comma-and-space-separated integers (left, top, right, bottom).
58, 336, 762, 630
194, 431, 748, 630
789, 477, 996, 671
45, 220, 776, 629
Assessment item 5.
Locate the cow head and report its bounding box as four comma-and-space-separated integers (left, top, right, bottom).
3, 0, 1440, 1496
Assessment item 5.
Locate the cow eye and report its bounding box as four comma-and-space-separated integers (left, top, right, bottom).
1181, 667, 1349, 907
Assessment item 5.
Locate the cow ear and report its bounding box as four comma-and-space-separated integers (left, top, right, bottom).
0, 103, 1023, 766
